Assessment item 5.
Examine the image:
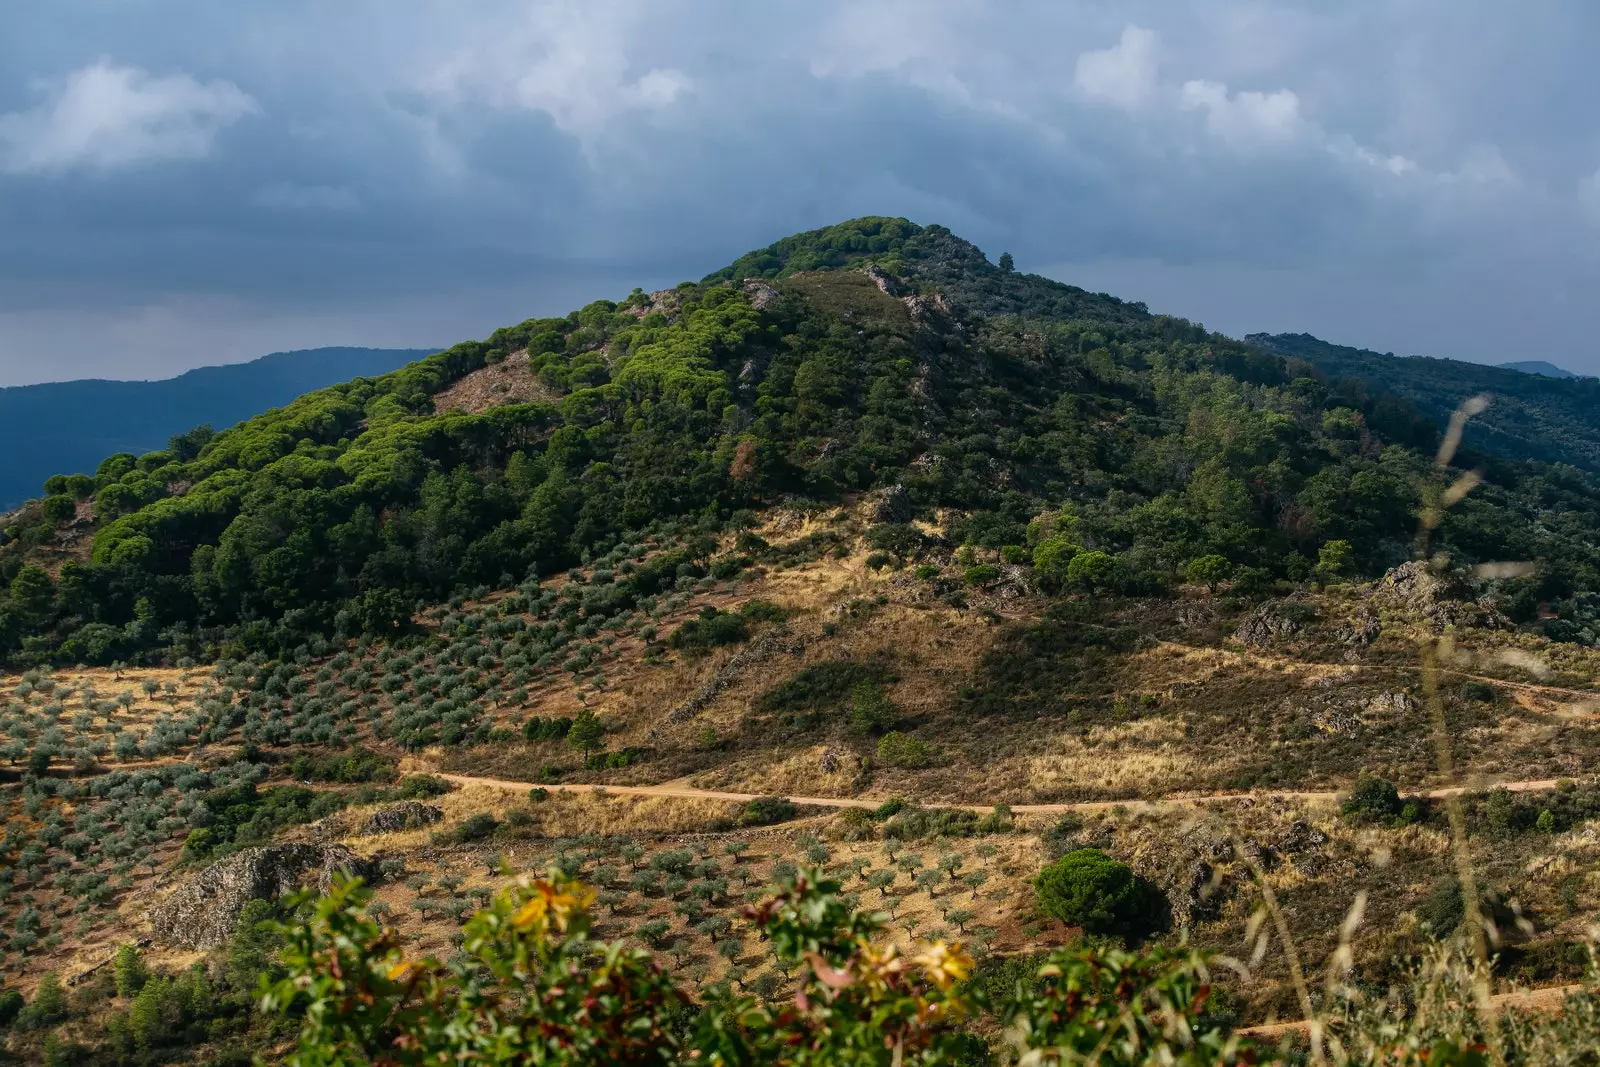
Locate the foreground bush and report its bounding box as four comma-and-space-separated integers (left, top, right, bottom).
266, 869, 1247, 1066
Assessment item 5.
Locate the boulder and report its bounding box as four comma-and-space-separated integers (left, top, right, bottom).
359, 802, 444, 836
149, 844, 377, 949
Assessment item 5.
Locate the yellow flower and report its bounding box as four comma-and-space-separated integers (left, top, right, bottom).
512, 879, 594, 934
913, 941, 972, 991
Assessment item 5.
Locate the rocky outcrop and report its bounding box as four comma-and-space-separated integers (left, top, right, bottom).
149, 844, 377, 949
743, 280, 782, 309
1335, 609, 1381, 646
869, 484, 914, 524
1234, 601, 1309, 646
359, 802, 444, 836
1127, 826, 1232, 928
1374, 562, 1511, 632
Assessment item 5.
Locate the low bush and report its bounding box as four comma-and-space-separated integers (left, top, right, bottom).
739, 796, 796, 827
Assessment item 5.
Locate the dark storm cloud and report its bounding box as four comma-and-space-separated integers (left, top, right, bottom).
1, 0, 1597, 384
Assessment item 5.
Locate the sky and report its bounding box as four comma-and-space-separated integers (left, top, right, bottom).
1, 1, 1598, 385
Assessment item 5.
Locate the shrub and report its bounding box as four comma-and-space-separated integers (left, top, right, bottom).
523, 716, 574, 742
848, 681, 898, 734
17, 971, 66, 1030
437, 813, 499, 845
265, 869, 1248, 1067
755, 660, 892, 716
113, 942, 148, 998
963, 564, 1001, 587
876, 731, 934, 769
667, 608, 748, 655
1341, 771, 1405, 823
739, 796, 796, 827
399, 775, 452, 800
1034, 849, 1164, 938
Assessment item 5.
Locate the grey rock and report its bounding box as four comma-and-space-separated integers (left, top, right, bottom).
1234, 601, 1306, 646
149, 844, 377, 949
742, 280, 782, 309
359, 802, 444, 836
1336, 610, 1381, 646
1275, 819, 1328, 855
870, 484, 914, 524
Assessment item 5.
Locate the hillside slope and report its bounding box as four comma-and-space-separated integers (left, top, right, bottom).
1247, 332, 1600, 474
6, 219, 1600, 1059
6, 218, 1600, 666
0, 347, 436, 510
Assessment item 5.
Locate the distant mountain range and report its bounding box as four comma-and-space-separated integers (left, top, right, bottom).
1496, 360, 1585, 379
1246, 332, 1600, 474
0, 347, 435, 509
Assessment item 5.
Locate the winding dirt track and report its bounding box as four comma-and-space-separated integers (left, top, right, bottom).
437, 773, 1570, 814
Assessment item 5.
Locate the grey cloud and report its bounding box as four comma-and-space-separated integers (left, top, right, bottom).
0, 0, 1597, 384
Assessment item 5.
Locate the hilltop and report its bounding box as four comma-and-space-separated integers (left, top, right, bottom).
0, 347, 436, 512
4, 219, 1600, 1060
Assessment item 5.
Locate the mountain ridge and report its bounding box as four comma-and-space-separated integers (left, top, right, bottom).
0, 347, 437, 510
1245, 331, 1600, 474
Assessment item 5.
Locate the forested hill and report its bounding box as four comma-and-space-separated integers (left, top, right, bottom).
4, 217, 1600, 666
1246, 332, 1600, 474
0, 347, 436, 511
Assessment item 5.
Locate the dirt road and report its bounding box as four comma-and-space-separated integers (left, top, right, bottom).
437, 772, 1569, 815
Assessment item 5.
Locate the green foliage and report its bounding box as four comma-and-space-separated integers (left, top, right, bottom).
567, 708, 605, 754
756, 660, 891, 717
398, 774, 452, 800
18, 971, 66, 1030
1065, 551, 1115, 593
1341, 771, 1409, 824
268, 870, 1268, 1067
1183, 554, 1231, 591
1314, 539, 1355, 583
524, 715, 574, 742
668, 608, 749, 655
739, 795, 797, 826
1034, 849, 1164, 938
876, 731, 935, 769
963, 564, 1001, 586
848, 680, 898, 734
288, 747, 396, 784
436, 812, 499, 845
113, 941, 148, 998
0, 988, 22, 1029
10, 218, 1600, 667
265, 875, 687, 1067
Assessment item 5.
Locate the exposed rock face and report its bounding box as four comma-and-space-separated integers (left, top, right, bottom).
742, 280, 782, 309
149, 844, 377, 949
870, 484, 914, 524
1374, 562, 1510, 631
1127, 826, 1232, 928
359, 802, 444, 836
1336, 610, 1381, 646
1234, 601, 1307, 646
